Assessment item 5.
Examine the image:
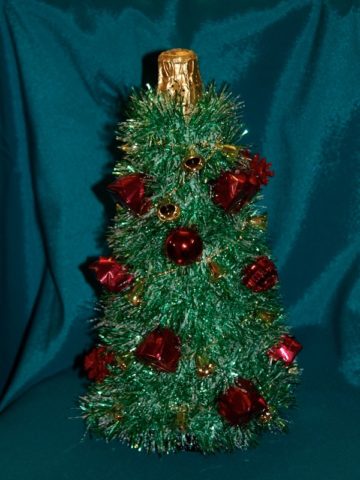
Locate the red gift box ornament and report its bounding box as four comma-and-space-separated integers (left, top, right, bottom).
242, 256, 278, 292
135, 327, 181, 372
218, 378, 267, 425
212, 153, 273, 212
267, 335, 302, 365
84, 346, 115, 382
89, 257, 135, 292
107, 173, 151, 215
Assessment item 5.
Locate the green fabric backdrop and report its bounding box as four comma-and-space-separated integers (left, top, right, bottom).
1, 0, 360, 477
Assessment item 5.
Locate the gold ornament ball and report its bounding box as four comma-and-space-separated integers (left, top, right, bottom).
157, 202, 181, 222
182, 153, 205, 172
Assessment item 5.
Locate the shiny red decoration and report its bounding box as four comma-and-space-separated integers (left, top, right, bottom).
248, 152, 274, 185
89, 257, 135, 292
218, 378, 267, 425
267, 335, 303, 365
84, 346, 115, 382
135, 327, 181, 372
242, 256, 278, 292
165, 227, 203, 266
212, 152, 273, 212
107, 173, 151, 215
212, 171, 256, 211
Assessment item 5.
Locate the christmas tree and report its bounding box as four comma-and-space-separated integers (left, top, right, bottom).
80, 49, 302, 454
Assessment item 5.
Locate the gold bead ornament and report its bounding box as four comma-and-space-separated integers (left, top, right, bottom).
182, 152, 205, 172
196, 354, 216, 377
157, 201, 181, 222
259, 410, 272, 424
116, 352, 132, 371
207, 261, 225, 281
126, 280, 145, 306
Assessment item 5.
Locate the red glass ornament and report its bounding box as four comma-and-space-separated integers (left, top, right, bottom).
267, 335, 303, 365
212, 152, 273, 212
84, 346, 115, 382
242, 256, 278, 292
218, 378, 267, 425
107, 173, 151, 215
89, 257, 134, 292
135, 327, 181, 372
165, 227, 203, 266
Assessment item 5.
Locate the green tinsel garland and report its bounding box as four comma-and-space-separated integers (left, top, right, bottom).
79, 84, 301, 454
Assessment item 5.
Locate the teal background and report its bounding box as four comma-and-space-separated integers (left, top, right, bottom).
1, 0, 360, 478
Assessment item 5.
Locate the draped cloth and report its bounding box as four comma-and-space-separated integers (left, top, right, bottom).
1, 0, 359, 415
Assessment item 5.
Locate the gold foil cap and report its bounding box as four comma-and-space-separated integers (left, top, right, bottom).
157, 48, 202, 115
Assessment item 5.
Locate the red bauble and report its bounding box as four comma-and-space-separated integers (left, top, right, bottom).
107, 173, 151, 215
135, 327, 181, 372
212, 152, 273, 212
165, 227, 203, 266
267, 335, 303, 365
218, 378, 267, 425
242, 256, 278, 292
89, 257, 135, 292
84, 346, 115, 382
